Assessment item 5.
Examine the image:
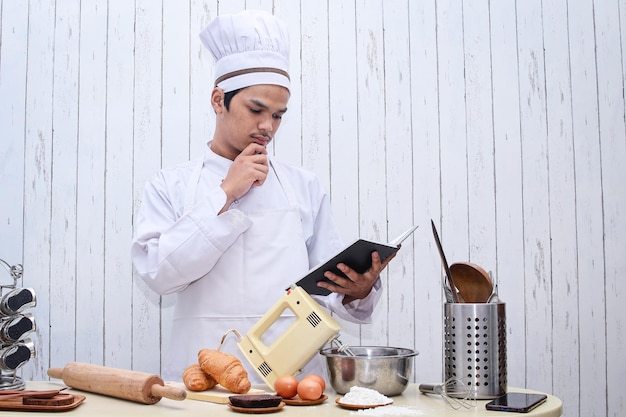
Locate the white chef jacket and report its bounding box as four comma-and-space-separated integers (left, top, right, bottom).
131, 143, 382, 382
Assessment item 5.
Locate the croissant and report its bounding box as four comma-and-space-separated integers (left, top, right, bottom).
198, 349, 251, 394
183, 363, 217, 391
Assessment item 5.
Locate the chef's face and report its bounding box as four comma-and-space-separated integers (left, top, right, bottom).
211, 84, 289, 161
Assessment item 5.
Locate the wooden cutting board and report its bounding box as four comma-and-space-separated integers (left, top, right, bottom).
165, 382, 265, 404
0, 394, 86, 411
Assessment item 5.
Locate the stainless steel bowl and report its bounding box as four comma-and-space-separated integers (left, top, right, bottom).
320, 346, 418, 396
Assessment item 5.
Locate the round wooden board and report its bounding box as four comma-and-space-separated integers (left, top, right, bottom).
282, 394, 327, 406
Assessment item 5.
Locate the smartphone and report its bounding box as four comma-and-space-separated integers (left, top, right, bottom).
485, 393, 548, 413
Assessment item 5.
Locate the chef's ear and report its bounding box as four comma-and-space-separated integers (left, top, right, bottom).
211, 88, 225, 113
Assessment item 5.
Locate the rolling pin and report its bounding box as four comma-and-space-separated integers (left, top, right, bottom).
48, 362, 186, 404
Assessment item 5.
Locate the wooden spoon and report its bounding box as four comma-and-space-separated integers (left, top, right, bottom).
449, 262, 493, 303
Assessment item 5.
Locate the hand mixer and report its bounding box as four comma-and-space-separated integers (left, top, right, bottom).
234, 285, 347, 390
227, 226, 417, 390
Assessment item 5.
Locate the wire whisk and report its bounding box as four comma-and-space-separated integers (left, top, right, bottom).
419, 377, 477, 410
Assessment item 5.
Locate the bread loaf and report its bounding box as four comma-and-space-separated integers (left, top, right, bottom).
183, 363, 217, 391
198, 349, 251, 394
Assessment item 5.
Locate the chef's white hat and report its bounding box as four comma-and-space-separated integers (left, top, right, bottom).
199, 10, 290, 93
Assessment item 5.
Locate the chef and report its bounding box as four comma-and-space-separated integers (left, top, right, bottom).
131, 9, 394, 382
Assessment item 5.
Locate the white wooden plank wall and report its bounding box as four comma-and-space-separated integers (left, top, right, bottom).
0, 1, 624, 416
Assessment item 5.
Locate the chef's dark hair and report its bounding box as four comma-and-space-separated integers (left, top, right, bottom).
224, 88, 243, 110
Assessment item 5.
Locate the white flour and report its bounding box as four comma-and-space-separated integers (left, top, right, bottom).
340, 387, 423, 416
338, 386, 393, 406
350, 405, 423, 416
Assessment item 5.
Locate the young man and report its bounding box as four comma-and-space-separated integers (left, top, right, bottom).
131, 10, 393, 382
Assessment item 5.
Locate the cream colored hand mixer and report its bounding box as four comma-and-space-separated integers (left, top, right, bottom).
226, 226, 417, 390
233, 285, 345, 389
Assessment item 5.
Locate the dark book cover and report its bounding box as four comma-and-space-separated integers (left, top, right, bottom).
294, 226, 418, 296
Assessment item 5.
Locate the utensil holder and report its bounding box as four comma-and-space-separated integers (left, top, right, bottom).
443, 303, 506, 399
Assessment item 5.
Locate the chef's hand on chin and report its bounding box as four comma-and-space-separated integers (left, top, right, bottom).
219, 143, 269, 214
318, 251, 397, 305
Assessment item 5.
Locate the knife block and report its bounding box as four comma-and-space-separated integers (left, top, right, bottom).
0, 258, 37, 391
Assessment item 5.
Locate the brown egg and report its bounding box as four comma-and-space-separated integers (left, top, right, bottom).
297, 378, 323, 401
301, 374, 326, 392
273, 375, 298, 399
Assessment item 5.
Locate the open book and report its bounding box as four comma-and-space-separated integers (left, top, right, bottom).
293, 225, 419, 296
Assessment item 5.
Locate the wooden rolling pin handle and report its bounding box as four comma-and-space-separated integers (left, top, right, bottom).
48, 368, 63, 379
151, 384, 186, 401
